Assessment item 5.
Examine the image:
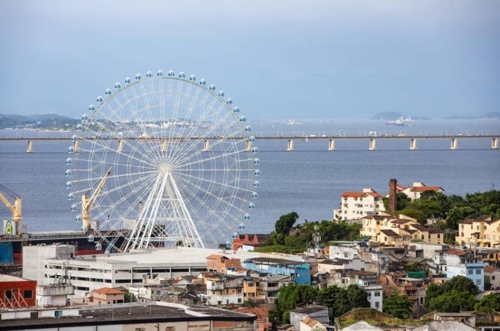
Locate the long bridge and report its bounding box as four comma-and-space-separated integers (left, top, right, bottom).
0, 135, 498, 152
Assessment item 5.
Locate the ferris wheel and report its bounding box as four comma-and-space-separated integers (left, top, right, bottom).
65, 70, 260, 252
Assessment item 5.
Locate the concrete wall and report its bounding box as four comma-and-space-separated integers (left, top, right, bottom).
23, 245, 75, 285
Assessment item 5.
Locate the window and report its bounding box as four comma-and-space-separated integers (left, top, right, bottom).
476, 279, 482, 286
5, 290, 12, 299
476, 269, 481, 275
468, 270, 473, 275
375, 302, 380, 309
23, 290, 33, 299
374, 291, 381, 297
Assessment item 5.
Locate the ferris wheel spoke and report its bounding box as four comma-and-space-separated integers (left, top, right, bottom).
68, 70, 258, 250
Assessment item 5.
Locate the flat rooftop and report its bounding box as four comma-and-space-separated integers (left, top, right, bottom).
0, 302, 256, 330
51, 246, 306, 267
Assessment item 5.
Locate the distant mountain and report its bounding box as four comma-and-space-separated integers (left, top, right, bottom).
444, 112, 500, 120
483, 112, 500, 119
0, 113, 79, 130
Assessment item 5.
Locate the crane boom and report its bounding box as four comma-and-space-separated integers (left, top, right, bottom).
0, 184, 22, 236
82, 167, 112, 230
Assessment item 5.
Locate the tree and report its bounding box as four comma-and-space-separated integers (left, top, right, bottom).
475, 293, 500, 312
124, 291, 136, 303
318, 285, 368, 318
446, 206, 475, 230
346, 284, 370, 308
383, 290, 413, 318
275, 283, 318, 324
273, 212, 299, 244
425, 276, 479, 312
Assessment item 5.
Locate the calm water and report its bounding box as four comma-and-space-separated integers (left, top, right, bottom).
0, 119, 499, 237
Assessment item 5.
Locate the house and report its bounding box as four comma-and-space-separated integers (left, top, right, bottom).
206, 254, 242, 273
290, 305, 330, 331
243, 257, 311, 285
243, 276, 266, 304
438, 248, 485, 291
334, 188, 385, 221
89, 287, 125, 305
401, 182, 445, 201
232, 233, 271, 251
484, 266, 500, 290
204, 274, 244, 306
0, 274, 37, 308
381, 272, 427, 312
300, 316, 327, 331
259, 274, 293, 308
340, 320, 384, 331
455, 216, 500, 248
329, 269, 383, 311
329, 244, 360, 260
420, 311, 476, 328
237, 306, 271, 331
318, 258, 368, 273
362, 214, 443, 247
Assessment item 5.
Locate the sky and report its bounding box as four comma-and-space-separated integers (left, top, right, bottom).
1, 0, 499, 120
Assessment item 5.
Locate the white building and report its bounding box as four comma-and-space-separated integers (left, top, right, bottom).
329, 243, 360, 260
36, 246, 282, 298
205, 275, 244, 306
400, 182, 444, 201
23, 244, 75, 285
318, 258, 368, 273
334, 188, 385, 221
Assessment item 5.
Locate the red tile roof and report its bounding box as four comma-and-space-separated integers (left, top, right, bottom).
411, 186, 443, 192
92, 287, 125, 295
342, 192, 367, 198
380, 229, 401, 237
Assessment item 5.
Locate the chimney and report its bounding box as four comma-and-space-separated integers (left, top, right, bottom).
389, 179, 397, 212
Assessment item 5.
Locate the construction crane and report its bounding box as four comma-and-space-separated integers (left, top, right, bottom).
0, 184, 22, 236
81, 167, 112, 231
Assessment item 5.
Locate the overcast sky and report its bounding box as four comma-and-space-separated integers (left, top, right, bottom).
1, 0, 499, 120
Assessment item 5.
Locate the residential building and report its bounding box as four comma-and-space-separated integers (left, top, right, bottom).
334, 188, 385, 221
259, 274, 293, 308
243, 276, 266, 304
329, 243, 360, 260
456, 216, 500, 248
206, 254, 242, 273
300, 316, 327, 331
237, 306, 271, 331
204, 274, 244, 306
329, 269, 383, 311
437, 248, 485, 291
318, 258, 368, 273
361, 214, 443, 247
484, 266, 500, 290
401, 182, 445, 201
290, 305, 330, 331
243, 257, 311, 285
89, 287, 125, 305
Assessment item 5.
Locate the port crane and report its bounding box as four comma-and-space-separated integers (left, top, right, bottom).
0, 184, 22, 236
81, 167, 112, 231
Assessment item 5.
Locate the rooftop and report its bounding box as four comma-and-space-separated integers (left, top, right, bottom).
0, 302, 256, 330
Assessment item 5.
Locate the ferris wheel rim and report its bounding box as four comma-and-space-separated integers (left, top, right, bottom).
66, 70, 260, 252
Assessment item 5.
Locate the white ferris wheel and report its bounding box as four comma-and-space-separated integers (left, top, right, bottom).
65, 70, 260, 252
